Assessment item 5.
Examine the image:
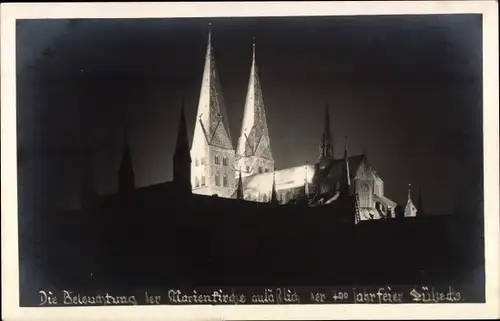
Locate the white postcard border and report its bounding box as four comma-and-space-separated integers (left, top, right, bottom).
1, 1, 498, 320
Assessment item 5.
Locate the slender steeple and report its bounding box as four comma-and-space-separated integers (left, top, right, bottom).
319, 104, 334, 160
304, 161, 309, 197
191, 23, 233, 151
270, 168, 279, 204
173, 97, 192, 193
341, 136, 351, 195
118, 125, 135, 197
404, 184, 418, 217
236, 37, 274, 177
190, 23, 236, 198
236, 168, 244, 200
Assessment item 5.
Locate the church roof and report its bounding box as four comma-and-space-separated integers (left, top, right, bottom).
314, 154, 367, 183
239, 164, 315, 196
235, 154, 367, 197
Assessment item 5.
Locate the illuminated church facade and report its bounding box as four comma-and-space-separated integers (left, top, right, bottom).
188, 28, 418, 221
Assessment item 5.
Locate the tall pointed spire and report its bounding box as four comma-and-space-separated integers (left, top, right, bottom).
235, 37, 274, 178
173, 97, 192, 193
341, 136, 351, 195
236, 168, 244, 200
319, 104, 334, 160
190, 23, 236, 198
404, 184, 418, 217
119, 124, 135, 197
304, 161, 309, 196
270, 168, 279, 204
191, 22, 233, 150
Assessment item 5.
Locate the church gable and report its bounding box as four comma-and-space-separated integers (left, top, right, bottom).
208, 117, 233, 150
206, 56, 233, 150
254, 134, 272, 160
354, 159, 375, 181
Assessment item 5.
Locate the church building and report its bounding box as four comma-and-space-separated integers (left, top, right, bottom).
189, 26, 402, 222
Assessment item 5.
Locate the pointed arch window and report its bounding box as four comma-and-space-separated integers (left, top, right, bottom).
258, 166, 263, 174
263, 194, 268, 202
246, 166, 250, 173
223, 173, 228, 187
195, 158, 199, 166
222, 156, 228, 166
195, 176, 200, 187
214, 155, 220, 165
265, 168, 269, 173
201, 157, 206, 165
215, 172, 221, 186
201, 175, 206, 186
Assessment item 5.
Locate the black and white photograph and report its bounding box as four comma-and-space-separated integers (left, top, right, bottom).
1, 2, 499, 320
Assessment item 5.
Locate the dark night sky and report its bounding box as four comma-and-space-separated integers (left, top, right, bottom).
16, 15, 483, 214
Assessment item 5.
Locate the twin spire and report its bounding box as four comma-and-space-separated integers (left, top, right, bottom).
191, 23, 233, 151
236, 34, 273, 162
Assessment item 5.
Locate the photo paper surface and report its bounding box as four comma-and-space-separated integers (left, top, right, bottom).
1, 1, 498, 320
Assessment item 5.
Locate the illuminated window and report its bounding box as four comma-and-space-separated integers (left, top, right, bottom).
195, 176, 200, 187
223, 173, 228, 187
215, 172, 220, 186
201, 175, 206, 186
222, 156, 228, 166
214, 155, 220, 165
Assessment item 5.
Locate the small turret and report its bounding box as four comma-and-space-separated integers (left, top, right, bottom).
319, 104, 334, 161
404, 184, 418, 217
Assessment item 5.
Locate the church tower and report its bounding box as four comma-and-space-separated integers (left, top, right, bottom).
173, 98, 192, 194
190, 24, 236, 197
118, 126, 135, 199
235, 39, 274, 178
318, 104, 334, 169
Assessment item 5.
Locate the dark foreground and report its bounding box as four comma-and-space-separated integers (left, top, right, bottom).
18, 193, 485, 306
